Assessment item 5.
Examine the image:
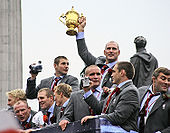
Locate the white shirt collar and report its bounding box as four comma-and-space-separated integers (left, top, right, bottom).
62, 99, 70, 108
48, 101, 56, 114
106, 60, 118, 68
117, 80, 132, 88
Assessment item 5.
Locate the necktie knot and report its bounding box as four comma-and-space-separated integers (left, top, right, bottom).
22, 121, 31, 129
51, 77, 61, 91
91, 88, 96, 93
101, 65, 109, 75
55, 77, 61, 81
61, 107, 64, 111
115, 87, 120, 93
108, 68, 113, 75
59, 107, 65, 119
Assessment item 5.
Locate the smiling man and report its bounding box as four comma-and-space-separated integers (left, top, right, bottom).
34, 88, 59, 126
26, 56, 79, 100
75, 16, 120, 90
138, 67, 170, 133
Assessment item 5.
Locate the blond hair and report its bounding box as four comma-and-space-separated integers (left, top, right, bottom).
54, 83, 72, 98
6, 89, 26, 101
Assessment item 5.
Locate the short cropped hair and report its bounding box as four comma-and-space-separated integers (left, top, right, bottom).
152, 67, 170, 79
117, 61, 135, 79
105, 41, 119, 50
54, 83, 72, 98
14, 99, 29, 109
6, 89, 26, 101
38, 88, 54, 98
54, 56, 68, 65
85, 65, 101, 76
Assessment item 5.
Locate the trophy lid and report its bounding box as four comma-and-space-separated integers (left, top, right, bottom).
65, 6, 79, 16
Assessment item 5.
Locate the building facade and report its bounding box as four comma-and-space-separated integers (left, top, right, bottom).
0, 0, 22, 109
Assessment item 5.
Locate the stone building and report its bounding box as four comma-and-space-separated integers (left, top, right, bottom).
0, 0, 22, 109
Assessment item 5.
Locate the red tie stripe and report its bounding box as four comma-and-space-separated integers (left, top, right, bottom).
101, 65, 109, 75
51, 77, 61, 92
102, 87, 120, 113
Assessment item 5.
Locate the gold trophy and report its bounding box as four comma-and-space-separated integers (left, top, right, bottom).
59, 6, 83, 36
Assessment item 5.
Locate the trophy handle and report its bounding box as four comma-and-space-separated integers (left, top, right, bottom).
59, 13, 66, 25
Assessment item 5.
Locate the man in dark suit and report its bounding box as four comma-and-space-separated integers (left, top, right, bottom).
138, 67, 170, 133
26, 56, 79, 99
130, 36, 158, 88
13, 99, 38, 129
76, 16, 120, 90
59, 65, 107, 131
33, 88, 60, 127
81, 61, 140, 132
54, 83, 72, 123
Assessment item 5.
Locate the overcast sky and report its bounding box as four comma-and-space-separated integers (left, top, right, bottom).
22, 0, 170, 111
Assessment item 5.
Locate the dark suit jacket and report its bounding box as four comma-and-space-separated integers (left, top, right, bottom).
60, 90, 91, 122
52, 104, 61, 124
85, 81, 140, 132
26, 75, 79, 99
76, 38, 113, 88
139, 86, 170, 133
60, 89, 107, 122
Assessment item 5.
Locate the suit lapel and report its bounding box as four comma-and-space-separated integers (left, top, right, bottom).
101, 65, 114, 87
148, 95, 165, 117
60, 75, 67, 83
140, 88, 149, 106
106, 81, 132, 113
48, 77, 54, 88
106, 93, 117, 112
101, 72, 110, 87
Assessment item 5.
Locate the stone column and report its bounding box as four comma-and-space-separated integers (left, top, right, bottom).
0, 0, 22, 109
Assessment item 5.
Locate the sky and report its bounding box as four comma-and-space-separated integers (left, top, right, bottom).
22, 0, 170, 111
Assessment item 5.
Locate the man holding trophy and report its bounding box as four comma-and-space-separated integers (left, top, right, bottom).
59, 7, 120, 95
75, 16, 120, 94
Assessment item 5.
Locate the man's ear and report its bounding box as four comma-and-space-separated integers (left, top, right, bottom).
104, 50, 106, 56
54, 63, 57, 68
60, 92, 63, 98
28, 106, 31, 112
120, 69, 126, 77
152, 76, 156, 83
50, 95, 54, 101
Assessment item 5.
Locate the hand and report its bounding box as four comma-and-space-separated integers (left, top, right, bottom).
17, 129, 35, 133
59, 120, 70, 131
81, 116, 95, 125
103, 87, 111, 94
30, 73, 38, 80
29, 63, 38, 80
78, 16, 86, 32
82, 80, 93, 93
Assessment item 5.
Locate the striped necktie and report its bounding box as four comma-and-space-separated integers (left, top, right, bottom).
101, 65, 109, 75
51, 77, 61, 92
102, 87, 120, 113
139, 92, 159, 133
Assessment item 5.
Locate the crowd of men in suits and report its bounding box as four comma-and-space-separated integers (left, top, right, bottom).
3, 16, 170, 133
